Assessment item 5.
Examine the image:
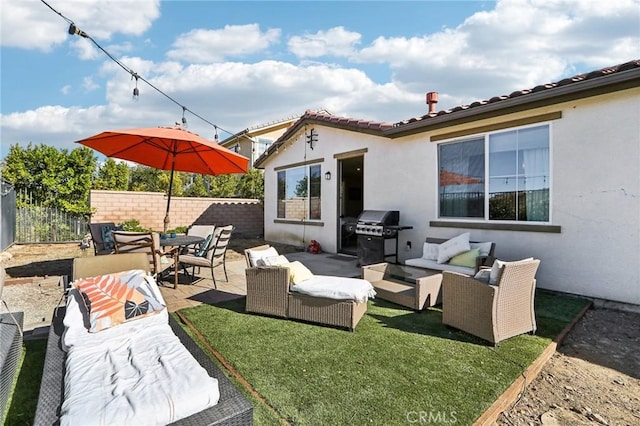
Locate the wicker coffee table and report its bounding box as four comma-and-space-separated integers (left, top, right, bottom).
362, 263, 443, 310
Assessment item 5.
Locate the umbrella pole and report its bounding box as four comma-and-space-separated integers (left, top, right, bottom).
164, 161, 175, 234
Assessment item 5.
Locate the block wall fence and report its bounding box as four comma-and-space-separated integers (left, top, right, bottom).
89, 190, 264, 238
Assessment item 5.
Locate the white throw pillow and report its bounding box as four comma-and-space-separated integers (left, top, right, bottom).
261, 255, 289, 266
422, 243, 439, 261
489, 258, 534, 284
248, 247, 279, 267
437, 233, 471, 264
470, 242, 493, 257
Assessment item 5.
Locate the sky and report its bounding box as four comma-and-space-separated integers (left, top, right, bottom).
1, 0, 639, 160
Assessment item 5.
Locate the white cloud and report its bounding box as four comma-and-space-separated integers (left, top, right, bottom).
82, 77, 99, 92
355, 0, 640, 105
1, 0, 638, 154
288, 27, 362, 58
0, 0, 160, 51
167, 24, 281, 63
61, 85, 71, 95
70, 38, 100, 60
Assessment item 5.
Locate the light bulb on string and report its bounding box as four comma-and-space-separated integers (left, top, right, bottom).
181, 107, 187, 127
132, 73, 140, 101
214, 126, 219, 142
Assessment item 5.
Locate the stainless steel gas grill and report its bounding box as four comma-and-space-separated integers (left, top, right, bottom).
355, 210, 412, 266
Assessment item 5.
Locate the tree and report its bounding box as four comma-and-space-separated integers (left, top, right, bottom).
209, 174, 240, 197
182, 174, 208, 197
94, 158, 130, 190
295, 175, 308, 197
237, 168, 264, 199
128, 165, 183, 196
1, 143, 96, 215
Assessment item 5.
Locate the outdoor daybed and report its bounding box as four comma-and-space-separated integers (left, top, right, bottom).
34, 253, 252, 426
244, 245, 375, 331
405, 233, 496, 275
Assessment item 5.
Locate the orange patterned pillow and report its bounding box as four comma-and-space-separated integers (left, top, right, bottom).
73, 269, 165, 332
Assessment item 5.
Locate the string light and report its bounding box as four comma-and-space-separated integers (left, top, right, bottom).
132, 73, 140, 100
40, 0, 236, 139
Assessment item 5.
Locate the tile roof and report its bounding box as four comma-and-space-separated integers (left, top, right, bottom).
392, 59, 640, 129
255, 110, 393, 166
255, 59, 640, 167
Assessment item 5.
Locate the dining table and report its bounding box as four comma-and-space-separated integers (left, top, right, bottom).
159, 235, 205, 287
159, 234, 205, 249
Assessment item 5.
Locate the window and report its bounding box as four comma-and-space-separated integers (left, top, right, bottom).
254, 138, 272, 158
438, 124, 550, 222
277, 164, 321, 220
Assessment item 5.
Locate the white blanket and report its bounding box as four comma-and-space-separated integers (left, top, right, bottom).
61, 291, 220, 426
290, 275, 376, 303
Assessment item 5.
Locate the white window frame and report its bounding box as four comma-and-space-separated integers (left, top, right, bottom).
276, 164, 322, 221
437, 122, 553, 224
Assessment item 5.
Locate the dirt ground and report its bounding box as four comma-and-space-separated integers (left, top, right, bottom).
3, 243, 640, 425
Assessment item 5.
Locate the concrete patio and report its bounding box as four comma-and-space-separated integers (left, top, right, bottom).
159, 251, 361, 312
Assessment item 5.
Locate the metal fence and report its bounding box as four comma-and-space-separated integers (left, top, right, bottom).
1, 180, 16, 251
15, 190, 88, 243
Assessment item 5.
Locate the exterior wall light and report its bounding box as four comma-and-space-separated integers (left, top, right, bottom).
325, 171, 331, 181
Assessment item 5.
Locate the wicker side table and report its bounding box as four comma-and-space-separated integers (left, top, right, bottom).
362, 263, 442, 310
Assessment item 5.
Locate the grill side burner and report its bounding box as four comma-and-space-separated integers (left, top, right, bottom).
355, 210, 411, 265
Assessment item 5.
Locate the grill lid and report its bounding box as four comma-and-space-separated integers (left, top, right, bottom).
356, 210, 399, 226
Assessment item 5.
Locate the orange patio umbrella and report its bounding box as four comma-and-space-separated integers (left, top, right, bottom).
77, 125, 249, 232
439, 169, 483, 186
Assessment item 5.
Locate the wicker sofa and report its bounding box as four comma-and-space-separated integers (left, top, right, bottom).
405, 236, 496, 275
34, 253, 253, 426
442, 258, 540, 345
244, 246, 369, 331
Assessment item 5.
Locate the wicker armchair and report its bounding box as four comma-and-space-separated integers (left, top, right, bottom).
442, 258, 540, 345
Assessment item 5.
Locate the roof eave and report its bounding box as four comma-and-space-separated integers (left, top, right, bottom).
385, 68, 640, 138
254, 116, 389, 168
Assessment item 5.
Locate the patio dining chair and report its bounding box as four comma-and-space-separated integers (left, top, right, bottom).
87, 222, 118, 256
178, 225, 234, 287
183, 224, 216, 255
112, 231, 179, 288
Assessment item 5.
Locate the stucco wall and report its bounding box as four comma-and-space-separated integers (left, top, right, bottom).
90, 190, 264, 238
261, 87, 640, 305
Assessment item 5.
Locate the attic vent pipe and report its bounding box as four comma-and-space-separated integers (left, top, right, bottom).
426, 92, 438, 114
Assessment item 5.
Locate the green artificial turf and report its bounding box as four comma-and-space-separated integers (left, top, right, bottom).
3, 339, 47, 426
179, 290, 590, 425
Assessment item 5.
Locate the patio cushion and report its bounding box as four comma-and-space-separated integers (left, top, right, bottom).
473, 269, 491, 283
261, 255, 289, 266
470, 242, 493, 257
437, 233, 470, 264
421, 242, 439, 260
196, 233, 214, 257
100, 224, 123, 252
285, 261, 314, 285
449, 248, 481, 268
248, 246, 279, 266
489, 258, 534, 284
72, 269, 165, 333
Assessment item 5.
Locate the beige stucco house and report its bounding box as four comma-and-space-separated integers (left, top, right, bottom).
253, 60, 640, 306
220, 116, 300, 168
